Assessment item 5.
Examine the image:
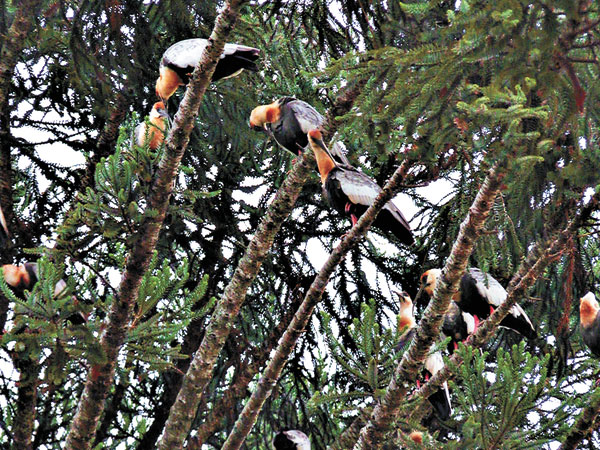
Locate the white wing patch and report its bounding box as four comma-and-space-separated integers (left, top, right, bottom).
283, 430, 310, 450
462, 311, 476, 334
163, 39, 252, 69
470, 268, 534, 328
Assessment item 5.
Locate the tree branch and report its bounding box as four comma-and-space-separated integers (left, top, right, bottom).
63, 1, 248, 448
354, 162, 506, 449
405, 191, 600, 424
559, 390, 600, 450
156, 56, 366, 450
221, 158, 413, 450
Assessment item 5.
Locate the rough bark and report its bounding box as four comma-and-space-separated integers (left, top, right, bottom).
405, 192, 600, 423
559, 390, 600, 450
155, 56, 367, 450
0, 0, 44, 263
328, 411, 370, 450
63, 2, 248, 448
221, 159, 413, 450
354, 163, 506, 449
10, 359, 41, 450
187, 295, 301, 449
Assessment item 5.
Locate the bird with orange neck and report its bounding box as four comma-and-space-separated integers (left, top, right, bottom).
155, 38, 260, 101
394, 291, 452, 420
135, 102, 169, 150
307, 129, 414, 246
580, 292, 600, 357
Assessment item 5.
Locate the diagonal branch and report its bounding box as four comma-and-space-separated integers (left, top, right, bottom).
155, 65, 365, 450
559, 390, 600, 450
354, 162, 507, 449
63, 2, 248, 449
221, 158, 413, 450
405, 191, 600, 425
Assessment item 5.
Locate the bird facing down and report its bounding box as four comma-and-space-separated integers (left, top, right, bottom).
2, 263, 86, 325
272, 429, 310, 450
0, 203, 10, 249
420, 268, 537, 339
249, 97, 350, 165
580, 292, 600, 357
442, 301, 476, 354
135, 102, 169, 150
155, 38, 260, 101
306, 130, 414, 245
395, 291, 452, 420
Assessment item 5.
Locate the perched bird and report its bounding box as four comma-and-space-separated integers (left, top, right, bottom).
442, 301, 476, 354
307, 130, 414, 245
272, 429, 310, 450
580, 292, 600, 357
135, 102, 169, 150
420, 268, 536, 339
0, 203, 9, 248
249, 97, 350, 165
155, 38, 260, 101
395, 291, 452, 420
2, 263, 86, 325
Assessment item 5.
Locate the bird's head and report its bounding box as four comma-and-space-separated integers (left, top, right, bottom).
249, 102, 280, 131
307, 129, 337, 183
2, 264, 31, 288
395, 290, 415, 330
580, 292, 600, 328
150, 102, 169, 119
420, 268, 441, 297
155, 67, 181, 103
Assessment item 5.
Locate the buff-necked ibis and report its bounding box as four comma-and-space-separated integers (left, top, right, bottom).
395, 291, 452, 420
2, 263, 86, 325
442, 301, 476, 354
306, 130, 413, 245
580, 292, 600, 357
420, 268, 536, 339
155, 38, 260, 101
249, 97, 350, 165
135, 102, 169, 150
272, 429, 310, 450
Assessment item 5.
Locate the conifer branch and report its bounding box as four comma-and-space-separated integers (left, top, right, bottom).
559, 390, 600, 450
64, 2, 248, 449
354, 162, 507, 449
221, 159, 413, 450
405, 191, 600, 422
0, 0, 45, 261
156, 68, 364, 450
328, 410, 370, 450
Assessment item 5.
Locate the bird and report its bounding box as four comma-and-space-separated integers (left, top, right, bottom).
155, 38, 260, 101
307, 129, 414, 245
135, 102, 169, 150
2, 262, 87, 325
579, 292, 600, 357
395, 291, 452, 420
249, 97, 350, 165
272, 429, 310, 450
442, 301, 476, 354
0, 203, 10, 248
419, 268, 537, 339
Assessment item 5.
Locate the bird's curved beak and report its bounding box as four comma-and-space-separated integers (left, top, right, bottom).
158, 109, 170, 119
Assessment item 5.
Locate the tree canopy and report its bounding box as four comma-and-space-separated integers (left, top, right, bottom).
1, 0, 600, 449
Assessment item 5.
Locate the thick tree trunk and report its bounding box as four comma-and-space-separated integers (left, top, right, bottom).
221, 159, 413, 450
10, 358, 40, 450
559, 390, 600, 450
64, 2, 248, 449
354, 162, 506, 449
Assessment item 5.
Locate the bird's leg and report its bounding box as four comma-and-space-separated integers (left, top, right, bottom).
473, 315, 480, 332
351, 214, 358, 226
454, 341, 459, 350
489, 305, 495, 315
416, 379, 421, 389
425, 373, 430, 382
